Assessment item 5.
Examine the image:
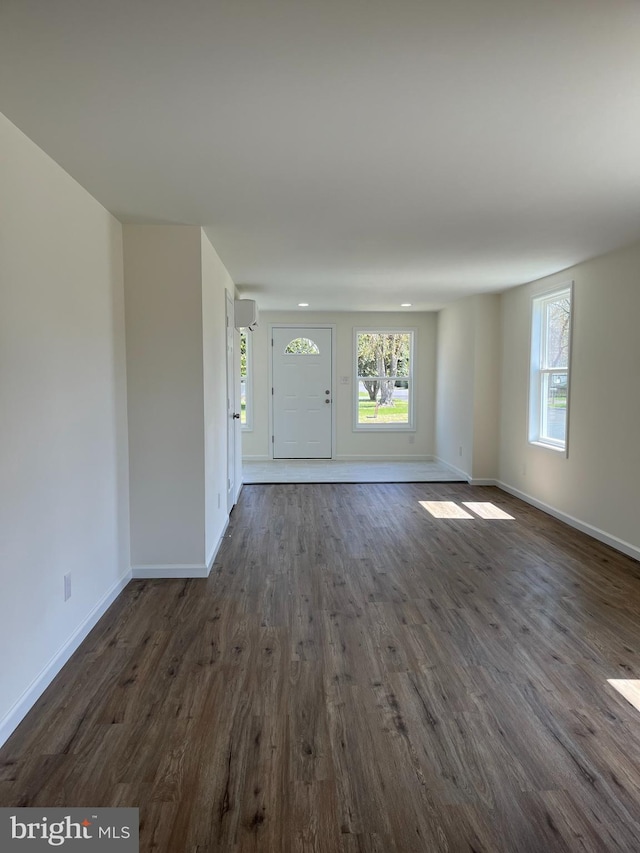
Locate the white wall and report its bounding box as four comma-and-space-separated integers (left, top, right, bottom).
124, 226, 236, 576
435, 300, 475, 476
435, 294, 501, 481
201, 232, 236, 565
0, 112, 130, 744
499, 242, 640, 557
123, 225, 206, 571
472, 294, 501, 481
242, 311, 437, 460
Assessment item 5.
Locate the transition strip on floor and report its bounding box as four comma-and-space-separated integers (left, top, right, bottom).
242, 459, 466, 485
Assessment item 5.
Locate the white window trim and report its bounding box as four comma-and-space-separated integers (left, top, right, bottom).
528, 282, 573, 455
353, 327, 416, 432
241, 330, 253, 431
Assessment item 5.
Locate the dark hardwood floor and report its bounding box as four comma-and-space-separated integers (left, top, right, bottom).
2, 483, 640, 851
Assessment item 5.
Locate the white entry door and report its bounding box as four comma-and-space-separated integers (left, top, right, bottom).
272, 327, 333, 458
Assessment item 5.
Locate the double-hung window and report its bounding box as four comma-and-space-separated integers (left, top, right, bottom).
354, 330, 414, 429
529, 284, 573, 452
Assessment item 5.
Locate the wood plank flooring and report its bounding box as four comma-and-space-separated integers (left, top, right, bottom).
2, 483, 640, 851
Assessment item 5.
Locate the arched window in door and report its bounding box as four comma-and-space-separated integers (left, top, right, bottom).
284, 337, 320, 355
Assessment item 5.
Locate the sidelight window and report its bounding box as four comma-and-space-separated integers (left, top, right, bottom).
240, 330, 252, 429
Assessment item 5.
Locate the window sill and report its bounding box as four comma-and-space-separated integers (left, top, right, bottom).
529, 439, 567, 455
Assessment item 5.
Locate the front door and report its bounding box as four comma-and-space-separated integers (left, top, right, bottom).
272, 327, 332, 458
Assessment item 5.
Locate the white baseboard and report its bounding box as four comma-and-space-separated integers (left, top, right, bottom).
133, 517, 231, 580
245, 455, 439, 464
433, 456, 470, 481
432, 457, 498, 486
131, 563, 211, 579
333, 454, 435, 462
0, 571, 132, 749
497, 481, 640, 562
206, 517, 230, 572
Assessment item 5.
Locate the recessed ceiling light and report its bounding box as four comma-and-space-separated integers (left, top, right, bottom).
401, 303, 412, 307
298, 302, 309, 307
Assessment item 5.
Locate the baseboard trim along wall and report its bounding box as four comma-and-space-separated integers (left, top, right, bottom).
206, 517, 230, 574
133, 518, 231, 580
433, 456, 469, 481
244, 455, 438, 463
0, 571, 132, 749
333, 454, 436, 462
131, 564, 211, 579
497, 481, 640, 563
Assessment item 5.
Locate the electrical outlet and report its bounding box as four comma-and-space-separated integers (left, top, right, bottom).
64, 573, 72, 601
408, 434, 415, 445
217, 492, 221, 509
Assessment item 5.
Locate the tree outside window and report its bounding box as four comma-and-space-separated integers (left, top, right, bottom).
240, 330, 252, 429
355, 330, 414, 428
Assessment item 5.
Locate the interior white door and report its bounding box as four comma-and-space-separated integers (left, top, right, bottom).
272, 327, 332, 458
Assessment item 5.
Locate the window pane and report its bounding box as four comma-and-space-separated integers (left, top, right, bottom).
544, 297, 571, 368
240, 333, 247, 379
529, 285, 572, 450
240, 379, 247, 425
357, 332, 411, 378
285, 337, 320, 354
541, 372, 567, 442
357, 380, 410, 425
240, 330, 250, 428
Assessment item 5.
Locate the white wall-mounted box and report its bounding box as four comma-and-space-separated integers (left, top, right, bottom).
235, 299, 259, 330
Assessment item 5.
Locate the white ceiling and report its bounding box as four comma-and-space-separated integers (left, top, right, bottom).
2, 0, 640, 311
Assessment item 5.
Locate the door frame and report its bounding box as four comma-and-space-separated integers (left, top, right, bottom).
268, 323, 337, 460
226, 291, 240, 511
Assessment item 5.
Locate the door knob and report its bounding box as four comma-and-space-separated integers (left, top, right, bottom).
325, 399, 331, 404
325, 389, 330, 394
232, 413, 241, 419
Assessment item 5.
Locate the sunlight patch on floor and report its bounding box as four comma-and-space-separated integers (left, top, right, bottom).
608, 680, 640, 714
419, 501, 515, 520
419, 501, 474, 519
462, 502, 515, 520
